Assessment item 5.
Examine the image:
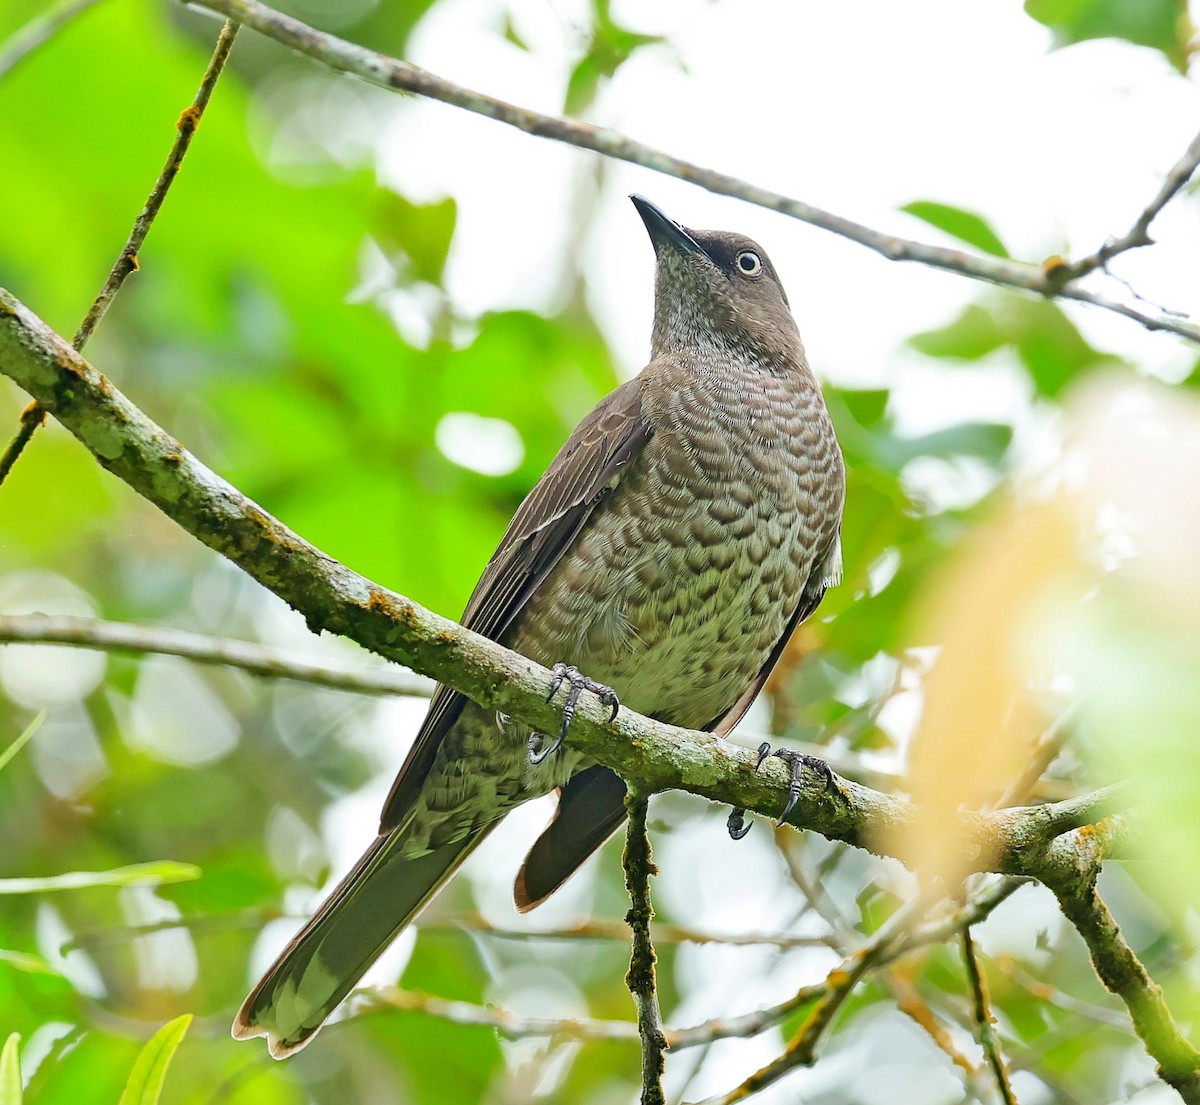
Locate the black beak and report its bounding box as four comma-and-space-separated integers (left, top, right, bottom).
630, 195, 704, 258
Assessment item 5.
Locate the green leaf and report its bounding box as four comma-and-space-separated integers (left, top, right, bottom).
908, 304, 1006, 361
834, 388, 890, 428
502, 14, 530, 50
565, 0, 665, 113
0, 712, 45, 774
886, 422, 1014, 466
901, 200, 1011, 257
1180, 356, 1200, 390
0, 1035, 20, 1105
0, 949, 59, 976
1007, 298, 1121, 397
0, 861, 200, 894
910, 298, 1122, 396
116, 1015, 191, 1105
373, 191, 458, 285
1025, 0, 1192, 73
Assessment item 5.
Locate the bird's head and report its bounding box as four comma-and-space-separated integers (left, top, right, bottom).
631, 194, 802, 370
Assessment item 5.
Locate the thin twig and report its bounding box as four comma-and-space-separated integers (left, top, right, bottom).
0, 613, 1079, 801
777, 835, 858, 949
192, 0, 1200, 345
995, 708, 1074, 809
624, 791, 668, 1105
60, 906, 837, 954
365, 986, 642, 1042
0, 18, 240, 486
450, 914, 837, 950
914, 978, 1089, 1105
1063, 128, 1200, 280
351, 879, 1027, 1055
961, 926, 1018, 1105
0, 0, 106, 81
886, 969, 979, 1081
690, 893, 934, 1105
998, 958, 1130, 1029
0, 613, 433, 698
691, 879, 1028, 1105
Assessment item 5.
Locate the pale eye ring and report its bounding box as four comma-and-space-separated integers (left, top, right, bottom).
736, 250, 762, 276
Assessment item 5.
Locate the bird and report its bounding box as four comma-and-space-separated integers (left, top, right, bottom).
233, 194, 846, 1058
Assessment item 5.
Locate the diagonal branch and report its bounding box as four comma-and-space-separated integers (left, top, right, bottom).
1033, 823, 1200, 1105
0, 0, 107, 81
1063, 129, 1200, 281
0, 286, 1130, 874
361, 878, 1028, 1057
0, 612, 1082, 803
190, 0, 1200, 346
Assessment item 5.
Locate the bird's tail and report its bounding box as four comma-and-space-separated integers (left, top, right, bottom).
232, 824, 491, 1058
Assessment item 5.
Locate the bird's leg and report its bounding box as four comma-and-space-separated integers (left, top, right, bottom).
727, 741, 834, 839
770, 746, 834, 825
529, 663, 620, 766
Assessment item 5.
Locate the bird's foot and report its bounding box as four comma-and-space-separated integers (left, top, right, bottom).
528, 663, 620, 766
727, 741, 834, 840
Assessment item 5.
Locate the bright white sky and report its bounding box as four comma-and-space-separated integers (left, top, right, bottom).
377, 0, 1200, 417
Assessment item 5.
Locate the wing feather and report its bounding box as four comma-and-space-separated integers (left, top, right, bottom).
379, 378, 653, 832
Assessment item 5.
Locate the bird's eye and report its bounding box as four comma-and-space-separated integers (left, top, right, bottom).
736, 250, 762, 276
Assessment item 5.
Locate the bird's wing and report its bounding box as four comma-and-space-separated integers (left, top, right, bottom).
379, 377, 653, 832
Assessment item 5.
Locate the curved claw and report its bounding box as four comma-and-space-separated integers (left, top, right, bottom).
727, 807, 752, 840
528, 731, 563, 766
531, 663, 620, 766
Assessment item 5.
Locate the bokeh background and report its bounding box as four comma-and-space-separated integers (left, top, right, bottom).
2, 0, 1200, 1102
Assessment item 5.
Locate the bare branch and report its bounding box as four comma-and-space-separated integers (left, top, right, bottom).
61, 908, 838, 954
0, 17, 240, 486
363, 986, 641, 1043
0, 289, 1131, 880
0, 609, 999, 798
189, 0, 1200, 346
0, 613, 433, 698
358, 881, 1025, 1059
995, 709, 1074, 809
961, 926, 1018, 1105
689, 895, 935, 1105
1063, 129, 1200, 280
0, 613, 1082, 807
0, 0, 106, 81
449, 914, 837, 951
887, 971, 980, 1084
690, 879, 1031, 1104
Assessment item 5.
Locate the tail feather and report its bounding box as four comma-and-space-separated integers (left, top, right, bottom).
514, 765, 627, 913
233, 826, 491, 1058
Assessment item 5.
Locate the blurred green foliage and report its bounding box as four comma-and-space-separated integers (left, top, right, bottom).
0, 1, 1196, 1103
1025, 0, 1194, 72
